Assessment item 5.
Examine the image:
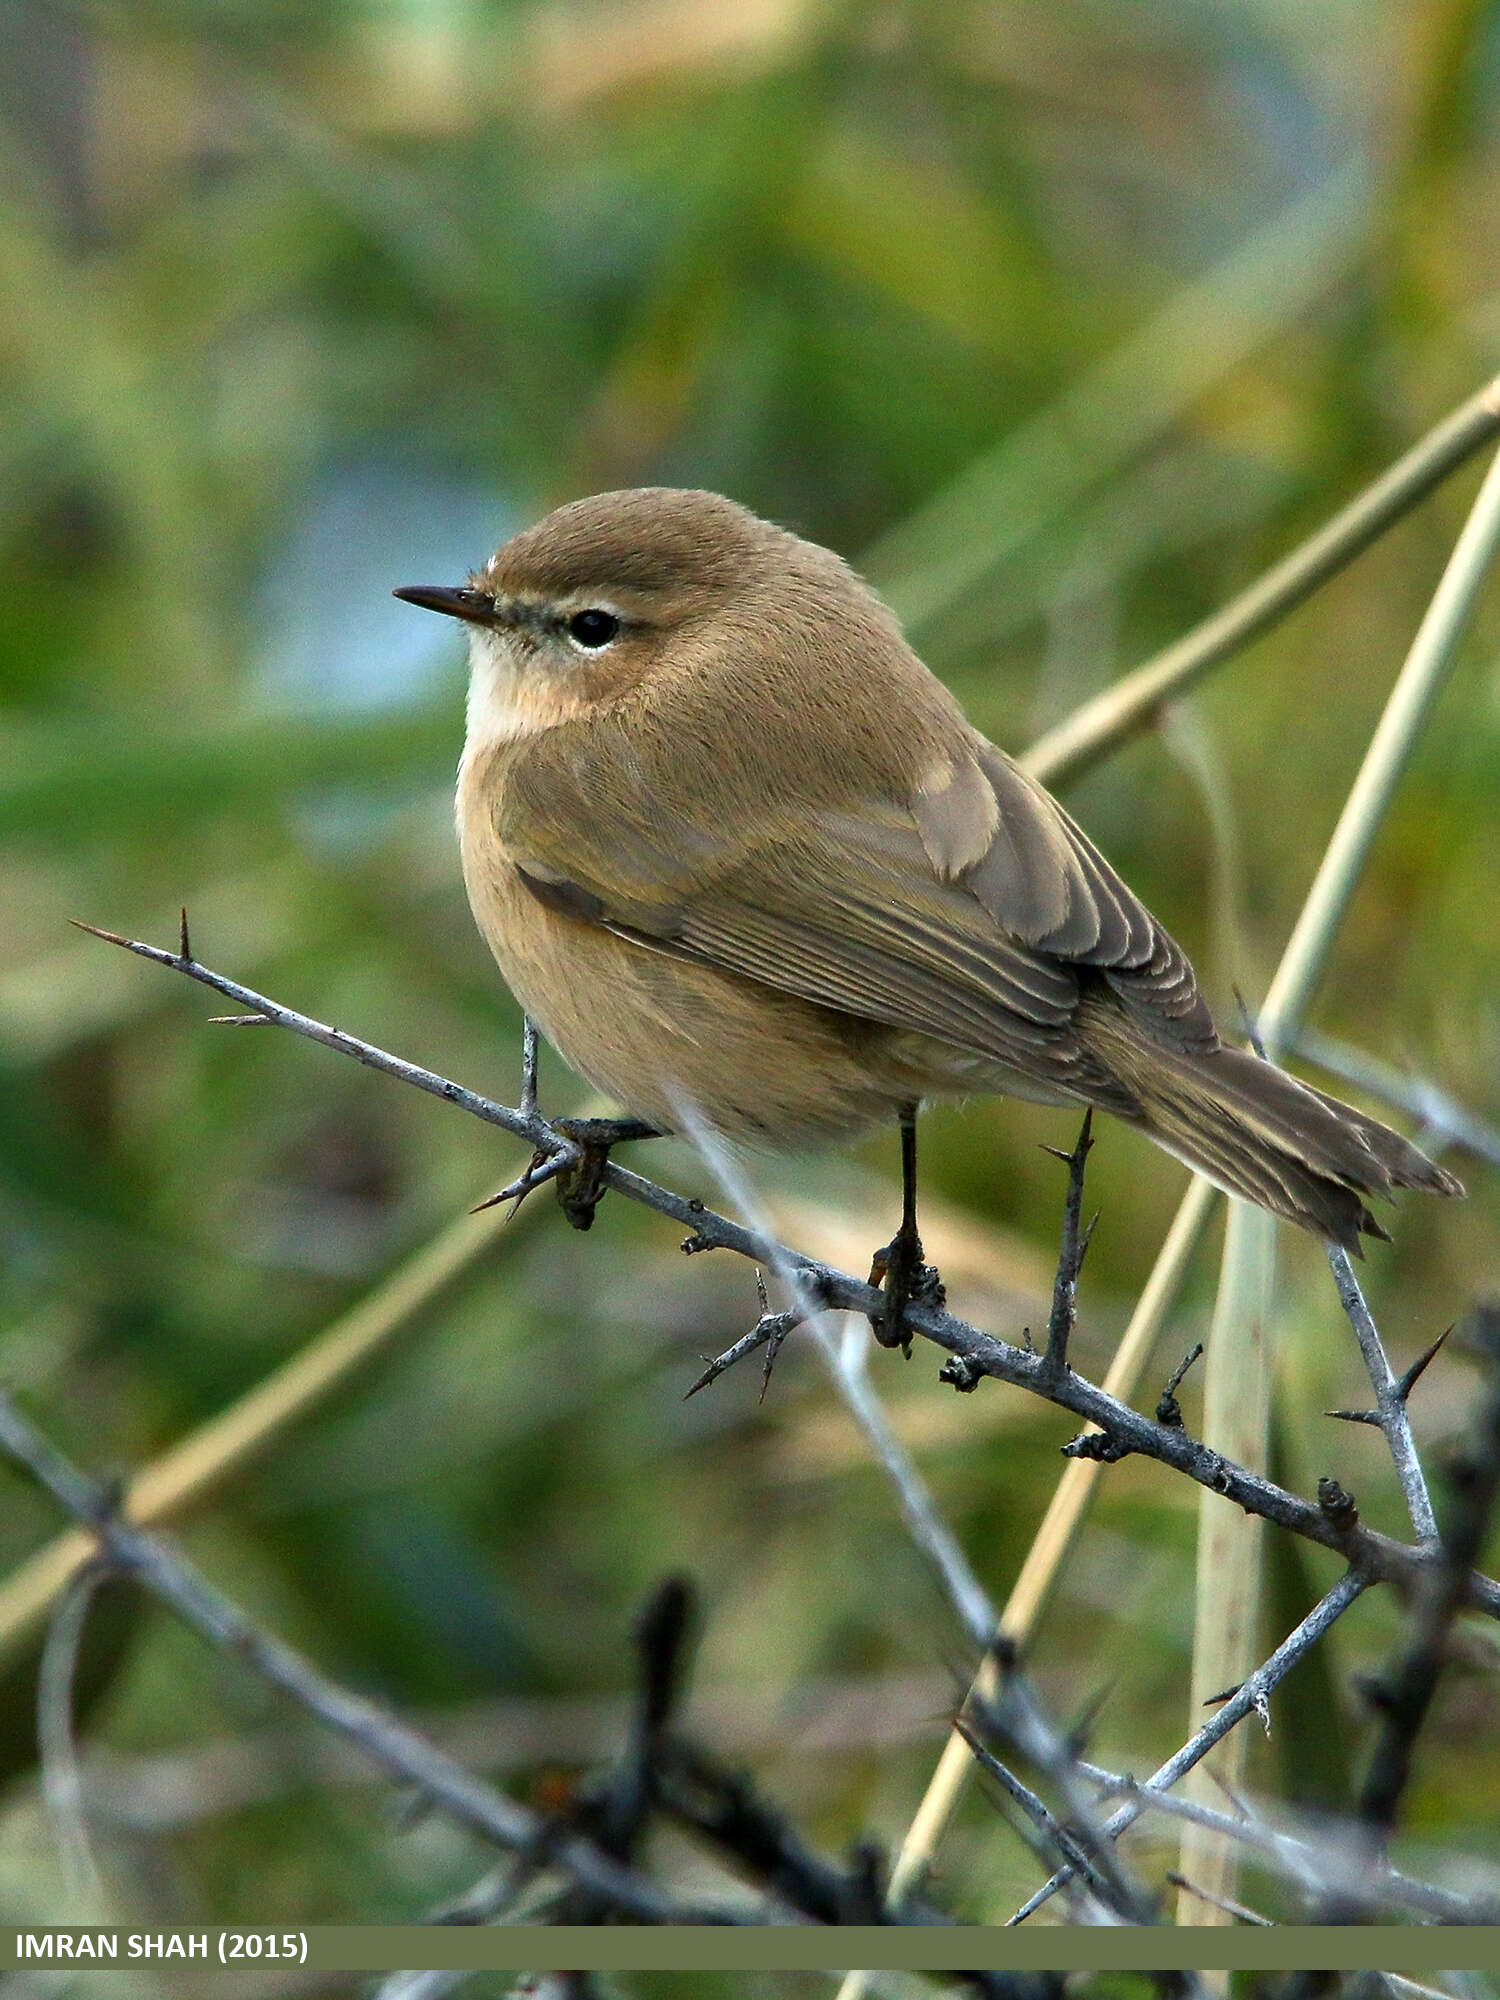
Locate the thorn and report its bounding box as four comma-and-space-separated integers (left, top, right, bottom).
1396, 1325, 1452, 1402
758, 1319, 790, 1404
179, 907, 191, 963
1202, 1683, 1241, 1707
684, 1361, 717, 1401
1077, 1208, 1101, 1270
208, 1013, 271, 1026
683, 1311, 797, 1401
1067, 1682, 1112, 1757
1159, 1341, 1204, 1415
1324, 1407, 1383, 1425
1163, 1341, 1204, 1398
70, 919, 131, 947
471, 1151, 565, 1214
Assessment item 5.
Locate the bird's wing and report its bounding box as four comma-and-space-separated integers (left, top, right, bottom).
952, 746, 1217, 1054
493, 713, 1214, 1086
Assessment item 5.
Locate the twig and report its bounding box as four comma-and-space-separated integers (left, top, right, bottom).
63, 924, 1500, 1619
956, 1719, 1120, 1912
1040, 1111, 1094, 1380
962, 1651, 1156, 1926
828, 1316, 1000, 1651
1011, 1569, 1368, 1922
1354, 1306, 1500, 1843
1324, 1249, 1438, 1543
553, 1577, 694, 1924
686, 1303, 808, 1402
38, 1558, 110, 1899
1164, 1870, 1271, 1924
68, 922, 552, 1152
1074, 1760, 1489, 1922
0, 1394, 712, 1926
1156, 1343, 1203, 1428
650, 1732, 881, 1925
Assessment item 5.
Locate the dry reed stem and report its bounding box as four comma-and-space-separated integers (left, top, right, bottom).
1179, 437, 1500, 1924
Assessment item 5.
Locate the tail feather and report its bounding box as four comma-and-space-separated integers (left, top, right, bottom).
1076, 1000, 1463, 1254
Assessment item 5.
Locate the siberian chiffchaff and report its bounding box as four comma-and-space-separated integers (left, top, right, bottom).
397, 489, 1459, 1336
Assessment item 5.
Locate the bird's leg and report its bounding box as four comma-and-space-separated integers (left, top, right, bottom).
868, 1103, 945, 1353
550, 1116, 660, 1231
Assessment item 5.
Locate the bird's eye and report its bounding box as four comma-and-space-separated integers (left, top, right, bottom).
566, 608, 621, 650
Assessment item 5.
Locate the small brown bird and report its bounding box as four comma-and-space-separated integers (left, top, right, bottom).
397, 488, 1460, 1334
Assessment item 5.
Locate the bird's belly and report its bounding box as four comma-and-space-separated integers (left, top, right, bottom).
460, 842, 927, 1144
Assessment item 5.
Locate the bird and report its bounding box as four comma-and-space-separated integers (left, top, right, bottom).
395, 487, 1461, 1340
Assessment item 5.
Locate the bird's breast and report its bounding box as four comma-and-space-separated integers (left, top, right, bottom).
453, 741, 934, 1141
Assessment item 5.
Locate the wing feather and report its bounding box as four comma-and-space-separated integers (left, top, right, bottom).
495, 707, 1214, 1082
968, 748, 1217, 1053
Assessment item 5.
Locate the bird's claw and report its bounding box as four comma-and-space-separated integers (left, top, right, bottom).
550, 1116, 658, 1232
556, 1142, 610, 1231
868, 1224, 945, 1354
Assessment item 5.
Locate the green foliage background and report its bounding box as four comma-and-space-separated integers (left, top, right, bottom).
1, 0, 1498, 1970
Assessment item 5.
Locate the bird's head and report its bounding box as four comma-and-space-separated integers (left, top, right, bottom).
396, 487, 809, 745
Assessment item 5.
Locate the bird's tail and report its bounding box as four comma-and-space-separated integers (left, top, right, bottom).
1077, 1003, 1463, 1253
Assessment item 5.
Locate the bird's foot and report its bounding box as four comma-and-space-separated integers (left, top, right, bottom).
551, 1116, 658, 1231
868, 1220, 945, 1354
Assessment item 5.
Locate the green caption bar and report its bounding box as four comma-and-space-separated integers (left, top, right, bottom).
4, 1927, 1500, 1974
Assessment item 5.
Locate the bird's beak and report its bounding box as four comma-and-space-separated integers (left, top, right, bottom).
392, 584, 499, 626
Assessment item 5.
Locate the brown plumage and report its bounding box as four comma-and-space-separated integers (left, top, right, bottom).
396, 487, 1462, 1257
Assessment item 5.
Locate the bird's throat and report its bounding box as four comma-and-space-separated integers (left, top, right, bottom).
463, 628, 586, 749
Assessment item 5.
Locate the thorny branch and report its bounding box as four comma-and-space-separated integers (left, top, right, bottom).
1353, 1305, 1500, 1845
74, 923, 1500, 1623
1007, 1571, 1374, 1923
0, 1392, 709, 1926
1324, 1246, 1439, 1544
1072, 1754, 1497, 1924
958, 1638, 1156, 1926
1239, 1006, 1439, 1544
0, 1403, 1065, 1968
